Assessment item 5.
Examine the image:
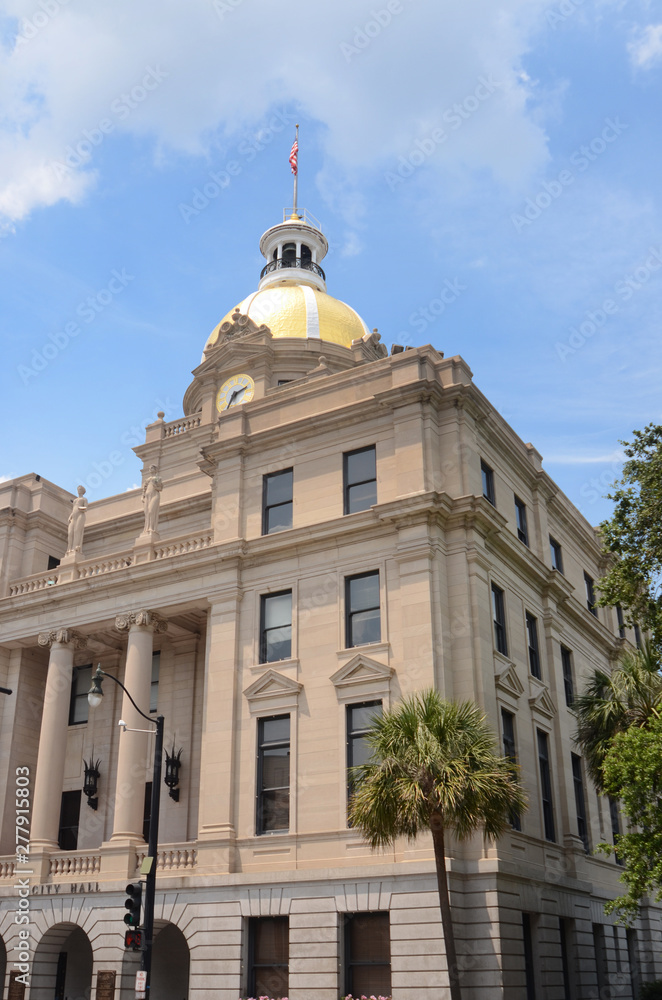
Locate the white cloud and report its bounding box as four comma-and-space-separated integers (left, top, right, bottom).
0, 0, 553, 228
628, 23, 662, 68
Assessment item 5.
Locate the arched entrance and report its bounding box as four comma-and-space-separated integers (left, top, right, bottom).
120, 922, 189, 1000
32, 924, 93, 1000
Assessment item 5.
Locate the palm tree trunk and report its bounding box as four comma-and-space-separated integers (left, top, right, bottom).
430, 814, 462, 1000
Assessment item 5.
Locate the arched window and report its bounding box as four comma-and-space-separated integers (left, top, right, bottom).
301, 244, 312, 265
282, 243, 296, 266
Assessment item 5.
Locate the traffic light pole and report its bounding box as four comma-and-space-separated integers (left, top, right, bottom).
142, 714, 164, 994
87, 666, 164, 999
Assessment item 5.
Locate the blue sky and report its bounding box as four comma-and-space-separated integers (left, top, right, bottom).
1, 0, 661, 526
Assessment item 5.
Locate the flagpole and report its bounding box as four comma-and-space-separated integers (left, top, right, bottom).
293, 123, 299, 216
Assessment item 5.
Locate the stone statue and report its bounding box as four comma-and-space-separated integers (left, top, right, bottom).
142, 465, 163, 534
66, 485, 88, 555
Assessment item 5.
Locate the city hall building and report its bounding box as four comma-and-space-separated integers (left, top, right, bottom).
0, 208, 659, 1000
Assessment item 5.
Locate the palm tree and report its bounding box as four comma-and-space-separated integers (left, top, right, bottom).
573, 641, 662, 788
348, 690, 527, 1000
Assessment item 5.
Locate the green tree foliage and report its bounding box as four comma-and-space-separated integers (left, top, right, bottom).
573, 643, 662, 789
598, 423, 662, 646
599, 718, 662, 923
348, 691, 527, 1000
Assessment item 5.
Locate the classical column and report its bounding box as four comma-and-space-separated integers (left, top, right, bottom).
111, 610, 167, 842
31, 629, 87, 850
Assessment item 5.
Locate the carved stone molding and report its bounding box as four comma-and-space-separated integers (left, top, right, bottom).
37, 629, 87, 649
114, 609, 168, 634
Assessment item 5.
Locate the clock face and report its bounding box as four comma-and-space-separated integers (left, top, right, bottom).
216, 373, 255, 412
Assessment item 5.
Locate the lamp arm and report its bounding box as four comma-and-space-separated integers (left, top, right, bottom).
93, 666, 155, 728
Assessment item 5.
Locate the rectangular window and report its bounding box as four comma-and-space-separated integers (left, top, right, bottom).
634, 623, 642, 649
491, 583, 508, 656
561, 646, 574, 707
262, 468, 293, 535
627, 928, 641, 1000
571, 753, 590, 852
515, 496, 529, 546
347, 702, 382, 810
616, 605, 625, 639
58, 790, 81, 851
344, 913, 391, 999
584, 572, 598, 616
526, 612, 541, 679
150, 652, 160, 713
257, 715, 290, 835
344, 446, 377, 515
549, 536, 564, 573
68, 664, 92, 725
143, 782, 152, 842
501, 709, 521, 831
609, 796, 623, 865
47, 555, 61, 570
260, 591, 292, 663
481, 460, 495, 506
593, 924, 608, 998
346, 572, 381, 648
559, 918, 572, 1000
522, 913, 537, 1000
537, 729, 556, 842
612, 925, 622, 973
248, 916, 289, 1000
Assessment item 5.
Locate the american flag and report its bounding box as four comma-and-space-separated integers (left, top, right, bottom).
289, 139, 298, 175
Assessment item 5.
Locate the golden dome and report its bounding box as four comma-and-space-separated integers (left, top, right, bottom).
204, 283, 370, 352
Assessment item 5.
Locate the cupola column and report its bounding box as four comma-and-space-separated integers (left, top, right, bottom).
110, 610, 167, 842
31, 629, 87, 850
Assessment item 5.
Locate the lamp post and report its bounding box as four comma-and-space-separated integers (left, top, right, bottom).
88, 664, 163, 997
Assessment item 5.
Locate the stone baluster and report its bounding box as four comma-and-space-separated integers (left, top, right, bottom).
31, 629, 87, 850
110, 610, 167, 842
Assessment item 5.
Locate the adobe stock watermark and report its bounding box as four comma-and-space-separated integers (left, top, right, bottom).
384, 76, 501, 190
211, 0, 245, 18
393, 278, 467, 347
17, 269, 135, 385
13, 0, 73, 48
50, 67, 168, 179
545, 0, 585, 29
76, 398, 175, 495
178, 108, 296, 223
555, 246, 662, 362
511, 117, 627, 232
340, 0, 414, 62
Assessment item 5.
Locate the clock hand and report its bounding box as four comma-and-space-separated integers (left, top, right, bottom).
226, 387, 242, 408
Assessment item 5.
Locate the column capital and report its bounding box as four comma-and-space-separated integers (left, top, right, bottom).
37, 628, 87, 649
114, 609, 168, 634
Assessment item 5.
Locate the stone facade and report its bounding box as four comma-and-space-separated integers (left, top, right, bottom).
0, 213, 659, 1000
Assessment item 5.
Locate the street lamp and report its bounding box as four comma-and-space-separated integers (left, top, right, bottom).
88, 664, 163, 997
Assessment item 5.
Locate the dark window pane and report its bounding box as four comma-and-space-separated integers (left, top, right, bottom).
260, 788, 290, 832
345, 913, 391, 998
348, 573, 380, 612
347, 702, 383, 814
347, 481, 377, 514
515, 496, 529, 545
69, 664, 92, 725
262, 716, 290, 744
526, 612, 541, 679
481, 461, 495, 505
550, 536, 564, 573
561, 646, 574, 707
349, 608, 381, 646
257, 716, 290, 835
348, 703, 381, 734
572, 753, 589, 852
58, 790, 81, 851
261, 592, 292, 663
249, 917, 289, 1000
344, 446, 377, 515
266, 504, 292, 534
501, 709, 521, 831
537, 730, 555, 842
491, 584, 508, 656
346, 448, 376, 484
265, 470, 293, 506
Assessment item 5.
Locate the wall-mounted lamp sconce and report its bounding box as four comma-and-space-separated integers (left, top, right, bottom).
83, 757, 101, 810
164, 746, 183, 802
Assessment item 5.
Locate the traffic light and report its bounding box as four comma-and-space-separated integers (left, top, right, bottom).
124, 883, 142, 928
124, 928, 143, 951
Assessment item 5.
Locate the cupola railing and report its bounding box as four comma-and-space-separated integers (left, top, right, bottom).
260, 258, 326, 280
